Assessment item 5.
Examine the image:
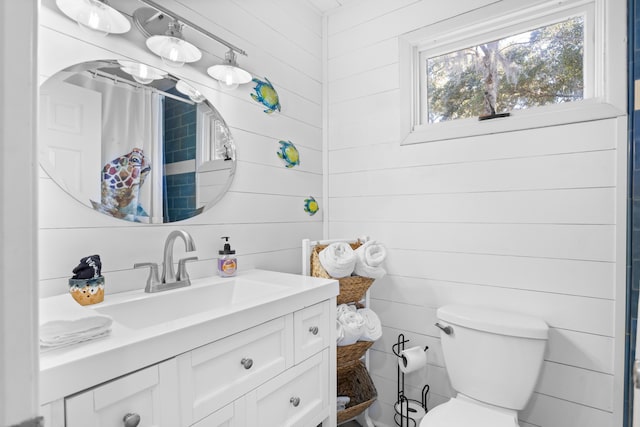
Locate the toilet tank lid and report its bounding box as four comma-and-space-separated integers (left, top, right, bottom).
437, 305, 548, 339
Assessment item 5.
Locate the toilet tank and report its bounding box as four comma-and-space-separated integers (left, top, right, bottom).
437, 304, 548, 410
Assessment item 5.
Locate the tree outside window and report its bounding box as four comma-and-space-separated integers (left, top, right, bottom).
425, 16, 584, 123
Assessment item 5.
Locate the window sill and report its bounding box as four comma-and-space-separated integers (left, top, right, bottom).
401, 100, 626, 145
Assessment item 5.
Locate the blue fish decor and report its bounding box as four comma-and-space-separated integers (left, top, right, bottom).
304, 196, 319, 216
251, 77, 281, 114
277, 140, 300, 168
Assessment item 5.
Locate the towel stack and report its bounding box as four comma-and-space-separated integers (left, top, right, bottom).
319, 241, 387, 279
336, 304, 383, 346
40, 296, 113, 350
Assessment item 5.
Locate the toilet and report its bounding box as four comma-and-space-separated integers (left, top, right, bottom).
420, 304, 548, 427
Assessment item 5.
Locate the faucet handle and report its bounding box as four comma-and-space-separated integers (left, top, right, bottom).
177, 256, 198, 281
134, 262, 160, 292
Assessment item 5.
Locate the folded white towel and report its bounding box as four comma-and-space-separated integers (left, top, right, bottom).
358, 307, 382, 341
354, 240, 387, 279
40, 295, 113, 350
319, 242, 357, 278
336, 304, 365, 346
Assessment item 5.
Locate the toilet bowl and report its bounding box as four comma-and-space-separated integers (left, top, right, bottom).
420, 305, 548, 427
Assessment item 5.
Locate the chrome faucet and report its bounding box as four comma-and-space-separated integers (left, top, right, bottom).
134, 230, 198, 293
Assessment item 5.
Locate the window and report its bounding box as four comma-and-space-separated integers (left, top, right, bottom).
424, 17, 584, 124
399, 0, 626, 144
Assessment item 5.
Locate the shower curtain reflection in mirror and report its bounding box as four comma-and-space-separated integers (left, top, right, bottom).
73, 73, 164, 223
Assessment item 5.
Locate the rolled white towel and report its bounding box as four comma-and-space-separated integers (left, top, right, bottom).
336, 320, 345, 344
40, 295, 113, 350
354, 240, 387, 279
336, 303, 357, 318
358, 307, 382, 341
337, 396, 351, 411
318, 242, 356, 278
337, 306, 365, 346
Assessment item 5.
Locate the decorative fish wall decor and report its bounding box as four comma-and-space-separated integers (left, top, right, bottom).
251, 77, 281, 114
277, 140, 300, 168
304, 196, 319, 216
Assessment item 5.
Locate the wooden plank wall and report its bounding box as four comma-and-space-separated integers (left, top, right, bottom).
38, 0, 325, 297
326, 1, 626, 426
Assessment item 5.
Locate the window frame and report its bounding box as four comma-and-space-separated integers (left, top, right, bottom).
399, 0, 626, 145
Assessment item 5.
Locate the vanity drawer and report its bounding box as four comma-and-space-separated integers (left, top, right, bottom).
65, 360, 179, 427
191, 399, 245, 427
178, 315, 294, 425
246, 348, 329, 427
294, 300, 331, 363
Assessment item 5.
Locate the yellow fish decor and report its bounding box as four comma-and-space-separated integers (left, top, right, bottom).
277, 140, 300, 168
304, 196, 319, 216
250, 77, 281, 114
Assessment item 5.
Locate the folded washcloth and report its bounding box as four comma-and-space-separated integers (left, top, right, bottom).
40, 295, 112, 350
353, 240, 387, 279
336, 304, 365, 346
358, 307, 382, 341
319, 242, 357, 278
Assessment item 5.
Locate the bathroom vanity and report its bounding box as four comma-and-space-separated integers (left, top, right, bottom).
39, 269, 338, 427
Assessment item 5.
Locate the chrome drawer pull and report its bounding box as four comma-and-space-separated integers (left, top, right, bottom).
290, 396, 301, 407
123, 413, 141, 427
435, 322, 453, 335
240, 357, 253, 369
309, 326, 319, 335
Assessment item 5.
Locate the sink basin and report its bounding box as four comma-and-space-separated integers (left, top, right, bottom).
95, 278, 289, 329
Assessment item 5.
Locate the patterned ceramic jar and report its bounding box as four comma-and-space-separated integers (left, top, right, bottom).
68, 276, 105, 306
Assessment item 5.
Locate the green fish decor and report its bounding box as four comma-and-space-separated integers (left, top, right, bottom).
304, 196, 319, 216
277, 140, 300, 168
251, 77, 281, 114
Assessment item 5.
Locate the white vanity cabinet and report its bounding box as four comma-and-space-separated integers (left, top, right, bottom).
246, 349, 329, 427
178, 300, 332, 427
65, 360, 180, 427
176, 315, 293, 425
57, 298, 335, 427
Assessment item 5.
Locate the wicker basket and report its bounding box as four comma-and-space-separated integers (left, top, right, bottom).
337, 361, 378, 423
310, 242, 375, 305
337, 341, 374, 367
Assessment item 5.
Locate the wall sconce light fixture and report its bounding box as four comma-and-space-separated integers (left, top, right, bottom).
56, 0, 131, 36
55, 0, 252, 89
207, 49, 252, 91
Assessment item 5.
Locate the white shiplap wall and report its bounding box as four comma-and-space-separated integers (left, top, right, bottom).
326, 1, 627, 427
38, 0, 324, 297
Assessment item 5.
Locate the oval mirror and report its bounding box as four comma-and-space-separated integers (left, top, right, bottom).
39, 59, 236, 223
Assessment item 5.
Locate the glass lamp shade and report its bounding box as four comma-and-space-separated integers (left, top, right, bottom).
56, 0, 131, 36
118, 60, 166, 84
175, 80, 206, 103
207, 64, 252, 90
146, 35, 202, 68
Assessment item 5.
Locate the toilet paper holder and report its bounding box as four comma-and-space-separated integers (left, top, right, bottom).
392, 334, 430, 427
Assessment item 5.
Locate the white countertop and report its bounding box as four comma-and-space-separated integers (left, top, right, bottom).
39, 269, 338, 404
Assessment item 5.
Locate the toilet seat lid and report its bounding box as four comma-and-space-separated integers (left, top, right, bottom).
420, 397, 519, 427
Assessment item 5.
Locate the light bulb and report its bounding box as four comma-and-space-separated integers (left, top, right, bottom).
76, 0, 110, 36
162, 41, 185, 67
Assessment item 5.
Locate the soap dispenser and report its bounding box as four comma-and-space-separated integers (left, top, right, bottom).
218, 236, 237, 277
